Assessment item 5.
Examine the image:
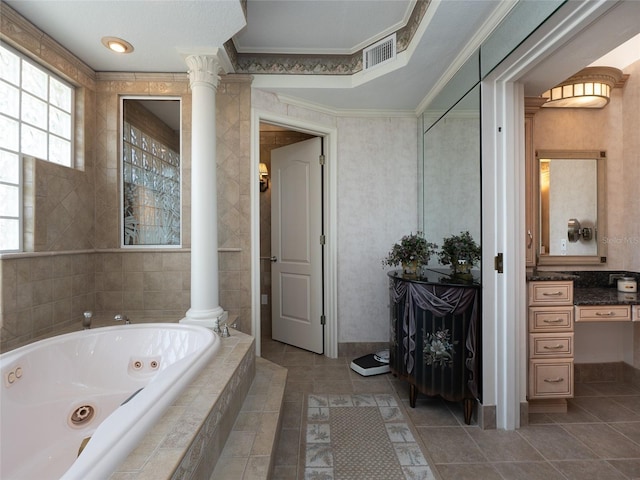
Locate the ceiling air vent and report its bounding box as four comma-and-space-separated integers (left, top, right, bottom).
363, 33, 396, 71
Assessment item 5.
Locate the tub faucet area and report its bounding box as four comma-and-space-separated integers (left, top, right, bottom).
114, 314, 130, 325
220, 324, 230, 338
82, 311, 92, 329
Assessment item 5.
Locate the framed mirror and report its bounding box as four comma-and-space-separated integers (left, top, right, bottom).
536, 150, 606, 265
121, 97, 181, 247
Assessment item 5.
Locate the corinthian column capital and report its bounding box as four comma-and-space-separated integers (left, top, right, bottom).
186, 55, 223, 89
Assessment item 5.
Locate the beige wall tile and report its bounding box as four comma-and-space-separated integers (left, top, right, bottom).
32, 303, 53, 332
143, 253, 163, 272
124, 271, 144, 291
32, 279, 53, 305
52, 276, 72, 301
123, 253, 145, 272
123, 291, 144, 311
1, 8, 255, 348
143, 272, 164, 291
53, 298, 72, 325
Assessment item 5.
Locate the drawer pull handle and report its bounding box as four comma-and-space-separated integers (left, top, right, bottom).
595, 311, 615, 317
543, 344, 564, 350
544, 377, 564, 383
543, 318, 563, 323
542, 291, 563, 296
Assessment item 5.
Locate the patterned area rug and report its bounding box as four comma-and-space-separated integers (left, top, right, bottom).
304, 393, 436, 480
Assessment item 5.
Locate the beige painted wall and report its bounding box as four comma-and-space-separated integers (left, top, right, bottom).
533, 59, 640, 368
533, 59, 640, 271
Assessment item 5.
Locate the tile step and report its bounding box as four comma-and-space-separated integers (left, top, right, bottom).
210, 357, 287, 479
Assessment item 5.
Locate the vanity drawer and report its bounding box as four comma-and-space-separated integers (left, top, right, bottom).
529, 359, 573, 399
529, 333, 573, 358
528, 306, 574, 332
575, 305, 632, 322
529, 281, 573, 306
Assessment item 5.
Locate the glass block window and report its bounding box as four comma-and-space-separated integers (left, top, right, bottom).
0, 151, 21, 252
0, 44, 74, 252
122, 120, 181, 246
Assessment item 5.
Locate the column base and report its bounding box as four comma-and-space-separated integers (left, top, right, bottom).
180, 308, 227, 329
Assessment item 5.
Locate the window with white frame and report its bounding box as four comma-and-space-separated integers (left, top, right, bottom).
0, 43, 74, 252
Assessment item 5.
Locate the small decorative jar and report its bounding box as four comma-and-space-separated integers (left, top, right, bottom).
618, 277, 638, 293
402, 261, 419, 277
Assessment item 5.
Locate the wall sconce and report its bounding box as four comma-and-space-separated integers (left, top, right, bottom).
568, 218, 593, 242
541, 66, 624, 108
259, 163, 269, 192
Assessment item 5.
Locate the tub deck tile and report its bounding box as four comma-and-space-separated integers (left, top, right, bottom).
211, 357, 288, 480
108, 328, 256, 480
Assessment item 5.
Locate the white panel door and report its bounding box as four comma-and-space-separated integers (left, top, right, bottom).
271, 137, 323, 354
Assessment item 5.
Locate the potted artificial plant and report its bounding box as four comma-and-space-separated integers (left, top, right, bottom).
438, 230, 481, 275
383, 232, 437, 276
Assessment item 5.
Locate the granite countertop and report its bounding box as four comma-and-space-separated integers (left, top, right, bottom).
527, 270, 639, 305
526, 271, 580, 282
573, 287, 639, 306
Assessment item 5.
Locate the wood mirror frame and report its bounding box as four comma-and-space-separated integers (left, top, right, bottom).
535, 149, 607, 266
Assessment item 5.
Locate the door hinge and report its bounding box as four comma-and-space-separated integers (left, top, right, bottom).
319, 154, 325, 165
320, 315, 326, 325
494, 252, 504, 273
320, 235, 326, 245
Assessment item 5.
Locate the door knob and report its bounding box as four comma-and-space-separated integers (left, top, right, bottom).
270, 256, 277, 263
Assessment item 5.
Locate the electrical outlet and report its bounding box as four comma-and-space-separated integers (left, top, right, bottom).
261, 294, 268, 305
609, 273, 624, 286
560, 239, 567, 255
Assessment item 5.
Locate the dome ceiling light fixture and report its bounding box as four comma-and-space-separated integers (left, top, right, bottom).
101, 36, 134, 54
541, 66, 626, 108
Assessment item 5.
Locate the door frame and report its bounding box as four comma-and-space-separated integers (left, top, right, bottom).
481, 0, 633, 429
250, 109, 338, 358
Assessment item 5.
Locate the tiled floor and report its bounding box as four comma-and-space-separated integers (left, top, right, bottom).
262, 338, 640, 480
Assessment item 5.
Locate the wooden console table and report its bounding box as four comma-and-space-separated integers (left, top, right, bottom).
388, 270, 481, 424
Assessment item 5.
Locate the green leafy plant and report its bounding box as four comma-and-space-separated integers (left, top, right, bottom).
438, 230, 481, 268
382, 232, 438, 268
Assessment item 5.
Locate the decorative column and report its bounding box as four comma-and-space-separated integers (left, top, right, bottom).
181, 54, 227, 328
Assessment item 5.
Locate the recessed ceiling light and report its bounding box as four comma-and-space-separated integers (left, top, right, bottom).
101, 36, 134, 54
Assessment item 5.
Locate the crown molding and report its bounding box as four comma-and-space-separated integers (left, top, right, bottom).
275, 93, 416, 118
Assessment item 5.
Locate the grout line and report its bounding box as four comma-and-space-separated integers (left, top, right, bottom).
265, 339, 640, 480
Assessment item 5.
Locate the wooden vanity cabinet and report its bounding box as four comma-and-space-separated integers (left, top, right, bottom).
524, 98, 547, 268
575, 305, 632, 322
527, 280, 574, 412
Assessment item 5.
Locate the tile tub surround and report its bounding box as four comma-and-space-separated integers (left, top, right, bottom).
0, 248, 250, 353
108, 328, 256, 480
211, 358, 287, 479
3, 318, 274, 479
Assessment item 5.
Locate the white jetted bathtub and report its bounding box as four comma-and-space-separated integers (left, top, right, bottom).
0, 323, 219, 480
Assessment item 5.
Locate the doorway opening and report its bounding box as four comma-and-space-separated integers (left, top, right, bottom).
258, 123, 318, 350
251, 111, 338, 359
